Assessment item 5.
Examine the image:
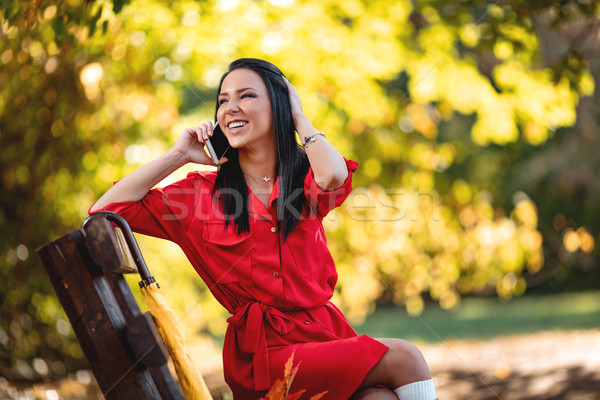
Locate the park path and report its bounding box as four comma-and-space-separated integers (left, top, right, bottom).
424, 329, 600, 399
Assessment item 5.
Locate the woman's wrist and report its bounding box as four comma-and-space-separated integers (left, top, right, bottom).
294, 114, 317, 140
165, 146, 191, 167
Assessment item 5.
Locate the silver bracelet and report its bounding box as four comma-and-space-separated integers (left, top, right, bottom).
302, 132, 325, 149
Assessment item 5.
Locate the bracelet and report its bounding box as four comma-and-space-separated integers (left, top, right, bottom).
301, 132, 325, 149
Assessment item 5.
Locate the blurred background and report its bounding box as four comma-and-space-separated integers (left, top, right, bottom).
1, 0, 599, 398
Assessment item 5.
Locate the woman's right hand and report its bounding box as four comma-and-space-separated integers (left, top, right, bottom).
173, 122, 228, 165
91, 122, 228, 212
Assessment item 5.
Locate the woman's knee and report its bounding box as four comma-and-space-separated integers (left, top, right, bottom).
378, 339, 431, 385
359, 338, 432, 390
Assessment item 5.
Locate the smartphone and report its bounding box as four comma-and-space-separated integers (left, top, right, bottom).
205, 122, 230, 164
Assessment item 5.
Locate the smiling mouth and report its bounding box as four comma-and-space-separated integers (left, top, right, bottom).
227, 121, 248, 129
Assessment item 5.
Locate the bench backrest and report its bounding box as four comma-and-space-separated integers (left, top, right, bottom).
36, 217, 184, 400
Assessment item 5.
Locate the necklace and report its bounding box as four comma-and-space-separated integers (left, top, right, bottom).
243, 173, 273, 183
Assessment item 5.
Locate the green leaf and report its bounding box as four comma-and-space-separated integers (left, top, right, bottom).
88, 5, 103, 37
0, 0, 21, 24
52, 17, 66, 40
113, 0, 128, 14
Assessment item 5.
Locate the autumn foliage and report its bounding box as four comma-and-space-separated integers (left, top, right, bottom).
2, 0, 600, 382
259, 352, 327, 400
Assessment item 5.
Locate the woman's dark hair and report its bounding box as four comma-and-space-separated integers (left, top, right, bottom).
212, 58, 310, 241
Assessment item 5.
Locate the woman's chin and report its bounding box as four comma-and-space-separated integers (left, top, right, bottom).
226, 137, 246, 150
226, 131, 271, 152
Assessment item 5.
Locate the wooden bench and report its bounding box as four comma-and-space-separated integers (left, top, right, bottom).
36, 213, 231, 400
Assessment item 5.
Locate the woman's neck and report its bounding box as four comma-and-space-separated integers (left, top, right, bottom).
239, 144, 277, 208
238, 143, 277, 182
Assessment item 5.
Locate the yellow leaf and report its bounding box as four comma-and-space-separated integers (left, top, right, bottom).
284, 350, 295, 384
285, 389, 306, 400
261, 351, 327, 400
309, 392, 328, 400
259, 378, 286, 400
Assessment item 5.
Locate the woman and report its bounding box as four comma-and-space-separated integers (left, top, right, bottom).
90, 58, 437, 400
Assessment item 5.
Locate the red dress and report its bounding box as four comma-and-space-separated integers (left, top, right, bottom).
91, 158, 388, 399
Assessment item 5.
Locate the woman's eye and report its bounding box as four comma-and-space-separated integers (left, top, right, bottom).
241, 93, 255, 99
218, 98, 228, 105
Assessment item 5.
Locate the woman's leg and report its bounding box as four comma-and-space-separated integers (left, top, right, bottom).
358, 338, 431, 389
355, 338, 436, 399
351, 387, 398, 400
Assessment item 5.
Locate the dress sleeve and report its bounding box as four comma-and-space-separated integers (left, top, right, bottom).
304, 158, 358, 218
88, 172, 202, 243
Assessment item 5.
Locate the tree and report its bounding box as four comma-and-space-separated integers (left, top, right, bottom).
1, 0, 597, 380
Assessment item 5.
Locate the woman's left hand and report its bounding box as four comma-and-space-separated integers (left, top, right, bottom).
283, 76, 304, 123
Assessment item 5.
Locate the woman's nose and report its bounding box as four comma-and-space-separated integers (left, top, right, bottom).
225, 98, 240, 113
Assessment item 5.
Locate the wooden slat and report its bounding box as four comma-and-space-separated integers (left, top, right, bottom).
36, 230, 184, 400
37, 233, 149, 399
126, 312, 169, 368
81, 216, 137, 274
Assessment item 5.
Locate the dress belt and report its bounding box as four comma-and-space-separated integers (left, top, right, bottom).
227, 302, 295, 391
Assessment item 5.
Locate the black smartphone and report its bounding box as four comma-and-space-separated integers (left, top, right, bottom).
205, 122, 230, 163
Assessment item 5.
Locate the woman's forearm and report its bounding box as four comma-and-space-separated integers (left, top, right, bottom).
90, 148, 188, 212
283, 77, 348, 191
294, 114, 349, 191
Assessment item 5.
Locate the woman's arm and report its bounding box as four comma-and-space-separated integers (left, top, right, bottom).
284, 77, 349, 191
90, 122, 227, 212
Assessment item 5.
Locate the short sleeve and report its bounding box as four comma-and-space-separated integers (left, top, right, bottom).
88, 172, 203, 243
304, 158, 358, 218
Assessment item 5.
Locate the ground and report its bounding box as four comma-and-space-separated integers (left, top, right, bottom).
423, 329, 600, 400
1, 329, 599, 399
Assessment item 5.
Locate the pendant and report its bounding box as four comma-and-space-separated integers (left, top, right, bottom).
262, 177, 272, 182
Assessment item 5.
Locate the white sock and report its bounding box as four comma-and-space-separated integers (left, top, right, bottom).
393, 379, 437, 400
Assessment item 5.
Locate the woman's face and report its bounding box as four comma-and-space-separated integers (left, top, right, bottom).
216, 68, 273, 150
